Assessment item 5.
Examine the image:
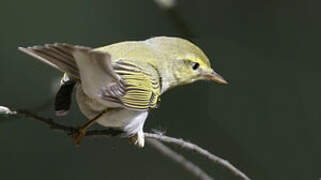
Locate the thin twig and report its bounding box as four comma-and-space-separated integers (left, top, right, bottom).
147, 139, 213, 180
145, 133, 250, 180
3, 108, 123, 136
17, 109, 77, 133
0, 106, 250, 180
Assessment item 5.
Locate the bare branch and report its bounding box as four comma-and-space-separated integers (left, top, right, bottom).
147, 139, 213, 180
0, 107, 122, 137
145, 133, 251, 180
0, 106, 250, 180
0, 106, 16, 115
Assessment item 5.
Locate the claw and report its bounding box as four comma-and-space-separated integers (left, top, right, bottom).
129, 134, 138, 144
71, 128, 87, 145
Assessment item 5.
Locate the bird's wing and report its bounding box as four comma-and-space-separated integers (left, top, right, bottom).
102, 59, 161, 110
19, 43, 161, 110
18, 43, 125, 106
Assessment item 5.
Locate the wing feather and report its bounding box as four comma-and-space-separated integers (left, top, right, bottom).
18, 43, 83, 79
19, 43, 126, 107
19, 43, 161, 110
112, 59, 161, 110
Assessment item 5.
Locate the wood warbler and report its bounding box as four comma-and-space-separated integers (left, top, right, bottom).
18, 36, 227, 147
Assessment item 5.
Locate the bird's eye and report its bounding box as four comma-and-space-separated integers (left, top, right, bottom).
192, 62, 200, 70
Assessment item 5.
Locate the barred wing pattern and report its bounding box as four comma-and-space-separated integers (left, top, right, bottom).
112, 59, 161, 110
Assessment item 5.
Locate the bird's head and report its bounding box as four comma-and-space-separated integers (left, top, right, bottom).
146, 37, 228, 87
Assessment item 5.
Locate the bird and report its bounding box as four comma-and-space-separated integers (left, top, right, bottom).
18, 36, 227, 148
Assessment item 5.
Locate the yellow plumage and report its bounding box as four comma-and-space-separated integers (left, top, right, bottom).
113, 59, 160, 110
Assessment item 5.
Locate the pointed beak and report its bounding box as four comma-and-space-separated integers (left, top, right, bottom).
204, 71, 228, 84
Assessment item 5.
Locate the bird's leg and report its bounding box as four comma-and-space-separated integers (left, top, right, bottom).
72, 109, 107, 145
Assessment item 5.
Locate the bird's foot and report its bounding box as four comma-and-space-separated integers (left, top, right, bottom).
71, 110, 107, 146
71, 128, 87, 146
129, 130, 145, 148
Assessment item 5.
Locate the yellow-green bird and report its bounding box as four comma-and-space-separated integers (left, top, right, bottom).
18, 36, 227, 147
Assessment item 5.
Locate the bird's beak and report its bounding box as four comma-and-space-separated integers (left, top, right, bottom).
204, 71, 228, 84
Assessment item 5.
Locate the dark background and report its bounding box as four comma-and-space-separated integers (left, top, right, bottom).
0, 0, 320, 179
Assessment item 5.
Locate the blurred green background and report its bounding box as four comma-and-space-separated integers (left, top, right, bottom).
0, 0, 320, 179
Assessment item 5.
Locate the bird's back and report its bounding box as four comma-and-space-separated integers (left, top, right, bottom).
95, 40, 161, 66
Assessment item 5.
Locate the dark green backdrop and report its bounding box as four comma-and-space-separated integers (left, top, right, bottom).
0, 0, 320, 179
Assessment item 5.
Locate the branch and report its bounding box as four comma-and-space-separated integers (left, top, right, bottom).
147, 139, 213, 180
145, 133, 250, 180
0, 106, 250, 180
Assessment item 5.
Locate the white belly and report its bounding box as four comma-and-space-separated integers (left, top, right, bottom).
96, 109, 148, 136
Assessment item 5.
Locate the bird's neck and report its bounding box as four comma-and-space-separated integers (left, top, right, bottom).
159, 66, 180, 94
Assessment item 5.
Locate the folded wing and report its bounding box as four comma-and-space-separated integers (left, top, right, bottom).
111, 59, 161, 110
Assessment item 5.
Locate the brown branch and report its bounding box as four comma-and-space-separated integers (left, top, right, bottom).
0, 106, 250, 180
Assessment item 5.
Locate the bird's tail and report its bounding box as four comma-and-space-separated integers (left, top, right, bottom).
18, 43, 84, 80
